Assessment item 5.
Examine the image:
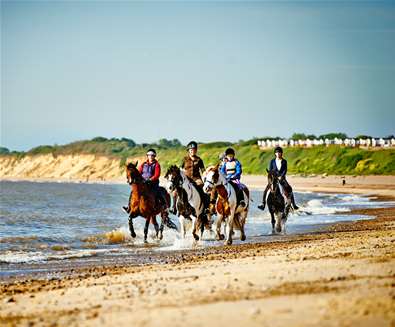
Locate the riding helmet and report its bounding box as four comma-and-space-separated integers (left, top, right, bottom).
187, 141, 198, 150
146, 148, 157, 156
274, 146, 283, 154
225, 147, 235, 156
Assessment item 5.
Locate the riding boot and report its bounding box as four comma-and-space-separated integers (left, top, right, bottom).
291, 193, 299, 210
123, 191, 132, 213
258, 186, 269, 211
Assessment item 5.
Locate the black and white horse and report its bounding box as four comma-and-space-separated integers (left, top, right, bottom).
164, 165, 211, 240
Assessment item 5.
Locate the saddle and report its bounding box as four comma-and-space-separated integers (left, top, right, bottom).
186, 176, 209, 209
228, 181, 246, 207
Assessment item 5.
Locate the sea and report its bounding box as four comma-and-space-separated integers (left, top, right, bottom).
1, 180, 393, 278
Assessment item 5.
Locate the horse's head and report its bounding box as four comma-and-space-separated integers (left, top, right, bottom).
164, 165, 182, 192
203, 163, 221, 193
266, 168, 279, 193
125, 161, 142, 184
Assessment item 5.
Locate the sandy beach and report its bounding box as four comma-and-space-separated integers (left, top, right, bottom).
1, 178, 394, 327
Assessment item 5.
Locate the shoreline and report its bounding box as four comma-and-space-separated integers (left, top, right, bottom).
1, 180, 394, 326
2, 174, 395, 194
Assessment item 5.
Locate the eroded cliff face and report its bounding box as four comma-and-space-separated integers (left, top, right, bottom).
0, 154, 135, 182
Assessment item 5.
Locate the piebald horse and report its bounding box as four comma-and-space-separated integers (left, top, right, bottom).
203, 164, 249, 245
164, 165, 210, 241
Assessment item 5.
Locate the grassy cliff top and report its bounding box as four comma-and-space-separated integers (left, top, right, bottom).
1, 137, 394, 175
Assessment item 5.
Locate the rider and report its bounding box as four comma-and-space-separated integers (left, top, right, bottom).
257, 146, 299, 211
123, 148, 166, 213
181, 141, 205, 186
170, 141, 207, 214
220, 148, 246, 207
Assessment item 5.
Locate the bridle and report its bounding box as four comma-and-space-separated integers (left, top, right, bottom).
126, 167, 143, 185
268, 173, 279, 194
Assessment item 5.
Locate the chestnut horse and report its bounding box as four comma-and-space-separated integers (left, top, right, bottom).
203, 164, 249, 245
125, 162, 175, 242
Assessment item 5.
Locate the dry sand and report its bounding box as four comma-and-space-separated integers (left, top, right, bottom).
1, 179, 395, 326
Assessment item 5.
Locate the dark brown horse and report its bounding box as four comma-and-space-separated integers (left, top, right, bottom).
125, 162, 175, 242
266, 169, 291, 234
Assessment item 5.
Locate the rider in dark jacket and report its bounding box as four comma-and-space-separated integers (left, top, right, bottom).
258, 146, 299, 211
170, 141, 206, 214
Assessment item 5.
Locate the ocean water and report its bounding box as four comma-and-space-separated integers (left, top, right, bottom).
0, 181, 393, 276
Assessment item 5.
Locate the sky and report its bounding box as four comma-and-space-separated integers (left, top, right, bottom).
1, 0, 395, 151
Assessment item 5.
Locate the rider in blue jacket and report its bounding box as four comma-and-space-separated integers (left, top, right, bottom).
221, 148, 242, 182
221, 148, 246, 207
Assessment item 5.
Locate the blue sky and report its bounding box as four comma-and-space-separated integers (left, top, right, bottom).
1, 0, 395, 151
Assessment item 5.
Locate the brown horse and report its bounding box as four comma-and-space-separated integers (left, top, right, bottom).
125, 162, 175, 242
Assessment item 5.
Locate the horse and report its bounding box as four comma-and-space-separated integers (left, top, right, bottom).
164, 165, 211, 241
203, 164, 249, 245
266, 169, 292, 234
125, 162, 175, 242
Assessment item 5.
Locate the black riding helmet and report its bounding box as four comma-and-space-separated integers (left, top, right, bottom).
225, 147, 235, 156
187, 141, 198, 150
274, 146, 283, 154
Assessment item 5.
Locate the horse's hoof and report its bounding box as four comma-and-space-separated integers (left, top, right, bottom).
193, 234, 199, 241
241, 234, 246, 241
159, 232, 163, 240
130, 231, 136, 238
225, 240, 232, 246
216, 234, 225, 241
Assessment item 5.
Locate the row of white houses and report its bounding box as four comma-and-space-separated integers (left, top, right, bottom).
257, 138, 395, 148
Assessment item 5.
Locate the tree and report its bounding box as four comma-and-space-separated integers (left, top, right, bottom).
319, 132, 348, 139
121, 138, 136, 148
291, 133, 307, 140
92, 136, 108, 142
0, 147, 10, 154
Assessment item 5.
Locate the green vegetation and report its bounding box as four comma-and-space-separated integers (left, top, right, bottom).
0, 147, 10, 154
1, 137, 394, 175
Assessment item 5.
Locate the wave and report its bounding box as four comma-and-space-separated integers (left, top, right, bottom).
0, 248, 119, 264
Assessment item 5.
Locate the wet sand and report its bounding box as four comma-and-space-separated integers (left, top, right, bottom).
243, 175, 395, 199
1, 180, 395, 326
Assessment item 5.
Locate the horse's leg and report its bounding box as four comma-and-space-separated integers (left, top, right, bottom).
216, 215, 224, 240
144, 218, 150, 243
225, 211, 235, 245
275, 211, 282, 233
152, 216, 160, 239
281, 212, 288, 235
239, 211, 247, 241
179, 215, 186, 238
200, 215, 205, 240
128, 216, 137, 238
191, 215, 199, 241
270, 211, 276, 234
158, 217, 164, 240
